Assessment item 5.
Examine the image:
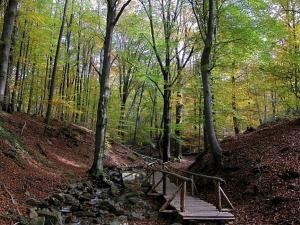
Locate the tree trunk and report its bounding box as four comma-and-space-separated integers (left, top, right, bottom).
89, 4, 116, 177
45, 0, 68, 124
0, 0, 18, 106
175, 66, 185, 159
90, 0, 131, 176
231, 75, 239, 135
12, 20, 26, 112
18, 40, 31, 112
162, 80, 171, 162
133, 83, 145, 144
200, 0, 222, 167
27, 64, 36, 114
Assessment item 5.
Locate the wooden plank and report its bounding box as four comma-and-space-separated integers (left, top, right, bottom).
149, 170, 235, 222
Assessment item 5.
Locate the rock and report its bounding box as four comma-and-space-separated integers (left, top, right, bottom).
109, 215, 128, 225
48, 196, 62, 207
288, 184, 300, 191
78, 192, 92, 202
128, 212, 145, 220
110, 183, 120, 196
127, 196, 140, 204
36, 209, 63, 225
31, 216, 46, 225
268, 196, 289, 206
29, 207, 38, 219
64, 215, 78, 223
280, 170, 300, 180
26, 198, 47, 208
64, 194, 80, 207
99, 199, 116, 212
74, 211, 97, 217
2, 148, 17, 159
52, 193, 65, 202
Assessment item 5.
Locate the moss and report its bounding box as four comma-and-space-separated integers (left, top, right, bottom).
0, 124, 25, 151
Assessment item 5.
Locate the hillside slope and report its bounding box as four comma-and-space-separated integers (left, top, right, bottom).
0, 112, 144, 225
219, 120, 300, 224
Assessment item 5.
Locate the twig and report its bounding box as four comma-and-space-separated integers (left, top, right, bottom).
21, 122, 26, 136
0, 183, 21, 215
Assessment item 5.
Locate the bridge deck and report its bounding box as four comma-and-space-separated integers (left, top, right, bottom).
152, 171, 235, 221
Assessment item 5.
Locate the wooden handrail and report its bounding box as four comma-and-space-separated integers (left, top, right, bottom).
167, 166, 225, 183
151, 168, 193, 183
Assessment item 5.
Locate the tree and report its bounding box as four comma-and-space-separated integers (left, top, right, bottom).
190, 0, 222, 168
141, 0, 182, 162
89, 0, 132, 177
0, 0, 18, 108
45, 0, 69, 124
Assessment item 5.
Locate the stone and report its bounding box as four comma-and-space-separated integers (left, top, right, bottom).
127, 197, 140, 204
288, 184, 300, 191
74, 210, 97, 217
129, 212, 145, 220
52, 193, 65, 202
31, 216, 46, 225
110, 183, 120, 196
36, 209, 63, 225
99, 199, 116, 212
64, 194, 80, 207
2, 148, 17, 159
78, 192, 92, 202
109, 215, 128, 225
64, 215, 78, 223
48, 196, 62, 207
29, 207, 38, 219
280, 170, 300, 180
26, 198, 47, 208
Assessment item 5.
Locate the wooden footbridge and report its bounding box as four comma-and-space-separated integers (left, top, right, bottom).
144, 163, 235, 223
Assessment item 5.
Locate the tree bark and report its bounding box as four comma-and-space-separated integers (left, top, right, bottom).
0, 0, 18, 106
89, 0, 132, 177
27, 64, 36, 114
231, 75, 239, 135
45, 0, 69, 124
200, 0, 222, 167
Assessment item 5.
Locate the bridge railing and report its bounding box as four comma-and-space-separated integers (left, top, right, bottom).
165, 166, 234, 212
145, 164, 192, 212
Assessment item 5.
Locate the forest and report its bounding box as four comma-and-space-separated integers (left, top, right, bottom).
0, 0, 299, 225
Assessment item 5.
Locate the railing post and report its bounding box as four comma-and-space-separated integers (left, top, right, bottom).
163, 173, 167, 195
180, 181, 186, 212
162, 164, 167, 195
191, 175, 194, 196
152, 171, 155, 186
217, 181, 222, 211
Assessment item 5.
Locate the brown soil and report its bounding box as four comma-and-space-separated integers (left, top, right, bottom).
183, 119, 300, 225
0, 112, 144, 225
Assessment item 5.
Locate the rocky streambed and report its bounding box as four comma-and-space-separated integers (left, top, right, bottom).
24, 169, 182, 225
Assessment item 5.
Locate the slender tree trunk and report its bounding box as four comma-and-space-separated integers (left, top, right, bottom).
232, 75, 239, 135
0, 0, 18, 106
175, 69, 184, 159
271, 91, 276, 120
133, 83, 145, 144
45, 0, 69, 124
90, 0, 132, 176
27, 64, 36, 114
18, 41, 31, 112
90, 4, 116, 177
12, 20, 26, 112
200, 0, 222, 167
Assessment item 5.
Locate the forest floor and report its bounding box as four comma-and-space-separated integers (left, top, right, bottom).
175, 119, 299, 225
0, 112, 166, 225
0, 112, 299, 225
